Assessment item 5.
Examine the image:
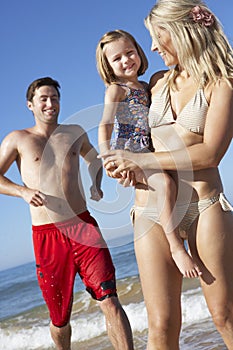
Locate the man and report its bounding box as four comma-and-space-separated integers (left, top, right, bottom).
0, 77, 134, 350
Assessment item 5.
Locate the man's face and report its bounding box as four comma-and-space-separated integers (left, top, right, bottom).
27, 85, 60, 125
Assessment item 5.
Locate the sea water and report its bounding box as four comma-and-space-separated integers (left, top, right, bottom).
0, 241, 226, 349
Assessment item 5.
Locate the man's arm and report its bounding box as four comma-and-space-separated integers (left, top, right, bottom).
0, 131, 46, 206
80, 129, 103, 201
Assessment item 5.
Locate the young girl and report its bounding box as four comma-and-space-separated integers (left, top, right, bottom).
96, 29, 201, 278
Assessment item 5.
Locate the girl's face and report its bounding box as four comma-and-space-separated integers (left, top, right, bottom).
149, 23, 179, 67
104, 37, 141, 82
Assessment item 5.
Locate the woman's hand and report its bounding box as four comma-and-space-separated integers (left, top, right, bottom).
99, 150, 141, 176
105, 168, 122, 179
102, 156, 137, 187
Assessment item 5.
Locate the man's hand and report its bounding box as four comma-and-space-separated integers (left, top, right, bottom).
90, 185, 103, 201
22, 188, 47, 207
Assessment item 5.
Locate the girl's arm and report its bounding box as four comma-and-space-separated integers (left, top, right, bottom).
98, 84, 126, 153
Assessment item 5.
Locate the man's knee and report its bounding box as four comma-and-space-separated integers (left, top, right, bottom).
50, 322, 72, 349
50, 321, 71, 331
98, 295, 122, 315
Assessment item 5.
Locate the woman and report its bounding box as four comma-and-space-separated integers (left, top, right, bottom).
100, 0, 233, 348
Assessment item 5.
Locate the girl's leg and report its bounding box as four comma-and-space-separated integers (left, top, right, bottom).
147, 171, 201, 278
192, 202, 233, 349
134, 213, 183, 350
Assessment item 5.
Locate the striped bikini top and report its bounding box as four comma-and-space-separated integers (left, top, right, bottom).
149, 82, 209, 135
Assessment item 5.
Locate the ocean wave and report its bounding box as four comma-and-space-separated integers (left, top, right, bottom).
0, 276, 212, 350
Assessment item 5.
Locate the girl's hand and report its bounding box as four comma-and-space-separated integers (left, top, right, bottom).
117, 171, 136, 187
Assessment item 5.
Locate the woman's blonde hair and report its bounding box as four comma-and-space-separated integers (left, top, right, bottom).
145, 0, 233, 88
96, 29, 148, 85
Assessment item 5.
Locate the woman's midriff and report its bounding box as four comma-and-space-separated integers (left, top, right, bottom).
134, 167, 223, 207
135, 123, 223, 207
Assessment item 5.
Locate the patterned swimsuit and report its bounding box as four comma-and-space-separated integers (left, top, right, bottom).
111, 82, 151, 153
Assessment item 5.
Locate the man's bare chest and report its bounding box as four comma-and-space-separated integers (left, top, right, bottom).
19, 133, 80, 168
19, 135, 80, 180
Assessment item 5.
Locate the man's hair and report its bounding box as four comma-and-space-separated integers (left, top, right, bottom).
26, 77, 61, 102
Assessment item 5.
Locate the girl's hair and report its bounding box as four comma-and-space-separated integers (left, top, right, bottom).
26, 77, 60, 102
96, 29, 148, 85
145, 0, 233, 88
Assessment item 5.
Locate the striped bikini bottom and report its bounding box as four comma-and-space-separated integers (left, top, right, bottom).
130, 193, 233, 239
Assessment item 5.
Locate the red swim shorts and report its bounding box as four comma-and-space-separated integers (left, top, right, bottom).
32, 211, 116, 327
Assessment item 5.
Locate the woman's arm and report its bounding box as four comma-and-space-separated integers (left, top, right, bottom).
101, 80, 233, 174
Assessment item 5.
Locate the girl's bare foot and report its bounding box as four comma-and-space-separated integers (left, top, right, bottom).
172, 248, 202, 278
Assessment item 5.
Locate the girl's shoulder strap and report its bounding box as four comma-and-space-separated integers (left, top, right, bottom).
139, 80, 149, 87
111, 82, 128, 88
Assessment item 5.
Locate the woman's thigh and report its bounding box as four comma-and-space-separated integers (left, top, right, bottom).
194, 202, 233, 310
134, 214, 183, 325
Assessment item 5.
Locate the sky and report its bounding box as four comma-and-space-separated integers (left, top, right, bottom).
0, 0, 232, 271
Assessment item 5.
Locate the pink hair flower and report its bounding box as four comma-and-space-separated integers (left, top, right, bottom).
190, 5, 215, 27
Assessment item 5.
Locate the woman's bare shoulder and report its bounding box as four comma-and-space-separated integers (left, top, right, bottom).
149, 70, 169, 91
